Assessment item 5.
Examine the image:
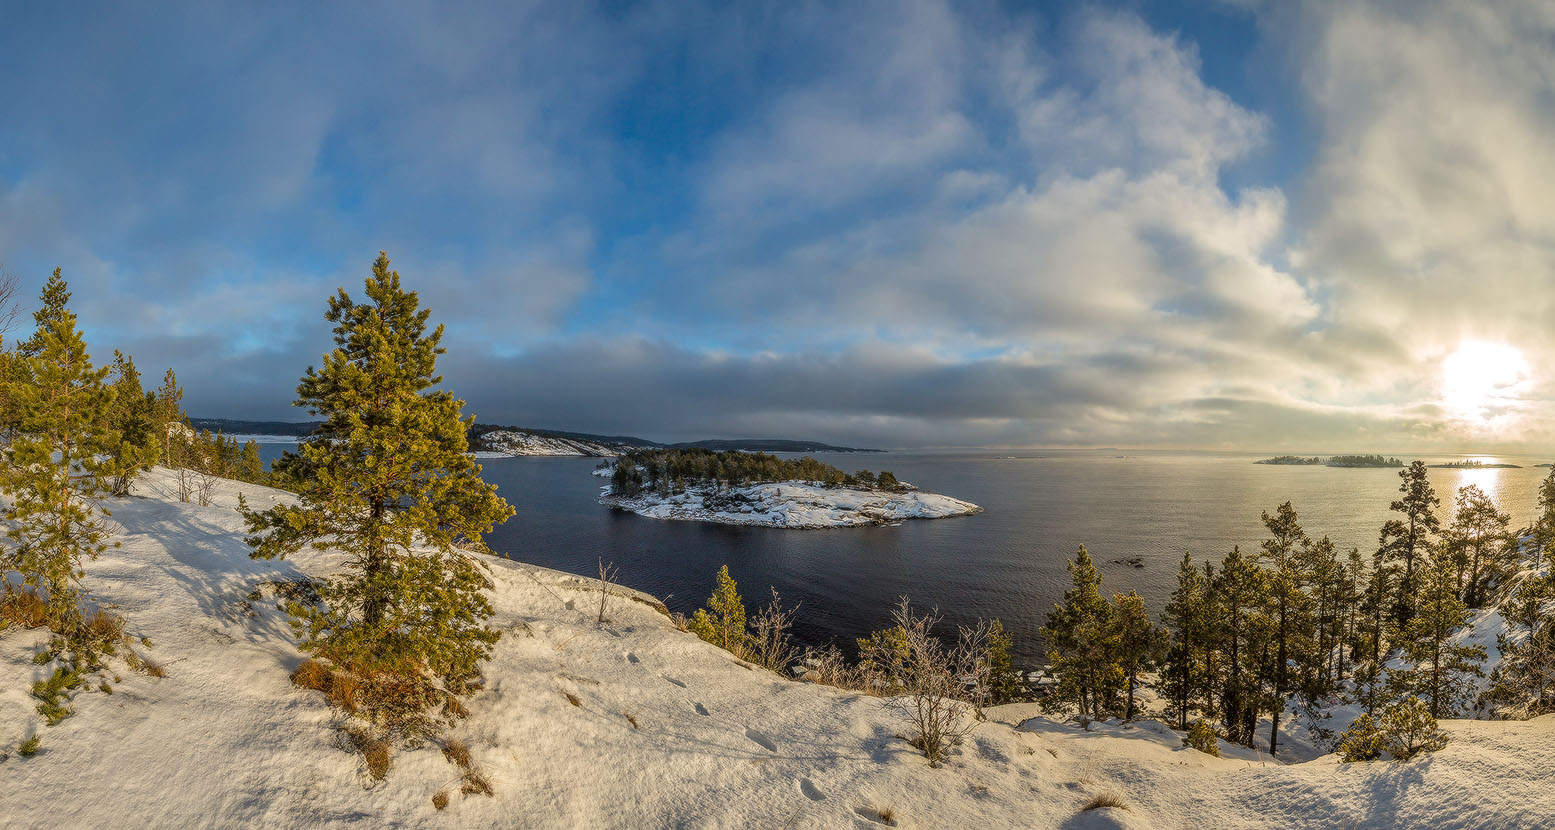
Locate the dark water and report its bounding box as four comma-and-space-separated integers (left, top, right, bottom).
256, 443, 1552, 666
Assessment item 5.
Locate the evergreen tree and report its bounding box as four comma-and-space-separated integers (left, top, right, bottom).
1112, 590, 1165, 721
1041, 545, 1123, 719
104, 351, 161, 496
152, 368, 186, 467
689, 565, 749, 657
1378, 461, 1441, 629
0, 271, 123, 638
1213, 546, 1266, 746
1256, 502, 1314, 756
241, 253, 514, 714
981, 619, 1022, 705
1441, 485, 1515, 609
1390, 547, 1485, 718
1160, 552, 1207, 729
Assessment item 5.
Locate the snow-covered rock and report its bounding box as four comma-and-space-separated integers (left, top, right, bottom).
599, 481, 983, 528
473, 429, 627, 457
1, 469, 1551, 828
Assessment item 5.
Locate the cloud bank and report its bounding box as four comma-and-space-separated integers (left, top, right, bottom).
1, 0, 1552, 449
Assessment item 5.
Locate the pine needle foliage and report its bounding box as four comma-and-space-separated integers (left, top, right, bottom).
689, 565, 748, 657
241, 253, 514, 714
0, 270, 123, 637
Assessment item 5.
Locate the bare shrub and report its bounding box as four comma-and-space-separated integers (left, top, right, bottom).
596, 559, 620, 626
1082, 791, 1131, 812
194, 470, 218, 507
749, 588, 800, 674
877, 597, 987, 767
800, 645, 869, 691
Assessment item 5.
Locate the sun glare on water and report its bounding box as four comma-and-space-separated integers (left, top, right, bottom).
1441, 340, 1529, 426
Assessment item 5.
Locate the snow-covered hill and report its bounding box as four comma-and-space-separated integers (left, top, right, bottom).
471, 428, 633, 457
1, 469, 1551, 828
599, 480, 983, 528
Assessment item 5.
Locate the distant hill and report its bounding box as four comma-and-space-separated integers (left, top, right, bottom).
667, 439, 882, 453
189, 418, 322, 437
190, 419, 880, 456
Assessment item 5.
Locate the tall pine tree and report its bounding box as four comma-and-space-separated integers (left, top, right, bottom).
0, 270, 123, 637
241, 253, 513, 714
1041, 545, 1123, 720
1378, 461, 1440, 629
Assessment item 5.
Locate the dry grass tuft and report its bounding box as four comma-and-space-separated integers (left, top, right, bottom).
442, 739, 472, 770
84, 610, 125, 643
0, 590, 48, 629
1082, 791, 1131, 812
564, 692, 581, 707
877, 806, 896, 825
326, 671, 362, 714
432, 790, 450, 810
345, 728, 392, 780
624, 712, 639, 729
291, 659, 331, 692
460, 771, 494, 797
141, 658, 167, 678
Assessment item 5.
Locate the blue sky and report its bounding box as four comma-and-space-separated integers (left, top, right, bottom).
2, 0, 1552, 449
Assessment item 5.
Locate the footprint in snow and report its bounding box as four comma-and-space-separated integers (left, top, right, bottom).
745, 728, 777, 752
662, 675, 687, 688
798, 779, 825, 801
625, 652, 640, 664
694, 702, 710, 717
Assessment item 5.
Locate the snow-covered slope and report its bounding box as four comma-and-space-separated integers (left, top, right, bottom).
2, 469, 1551, 828
472, 428, 630, 457
599, 481, 983, 528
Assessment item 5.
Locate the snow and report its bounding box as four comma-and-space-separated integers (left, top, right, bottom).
599, 481, 983, 528
475, 430, 623, 457
2, 468, 1552, 828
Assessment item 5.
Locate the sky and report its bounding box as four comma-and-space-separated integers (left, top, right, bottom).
2, 0, 1554, 450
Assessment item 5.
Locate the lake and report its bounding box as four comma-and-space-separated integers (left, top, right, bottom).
255, 443, 1553, 666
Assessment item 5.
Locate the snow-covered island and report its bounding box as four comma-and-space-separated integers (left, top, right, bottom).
599, 479, 983, 528
2, 468, 1549, 828
594, 449, 982, 528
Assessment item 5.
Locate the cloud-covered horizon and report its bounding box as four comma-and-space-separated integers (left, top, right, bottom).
3, 0, 1554, 450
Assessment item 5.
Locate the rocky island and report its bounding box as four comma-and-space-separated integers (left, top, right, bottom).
596, 449, 981, 528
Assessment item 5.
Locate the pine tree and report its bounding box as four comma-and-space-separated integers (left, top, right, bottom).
1041, 545, 1123, 720
1112, 590, 1165, 721
981, 619, 1022, 705
1214, 546, 1266, 746
1160, 552, 1207, 729
241, 253, 513, 716
689, 565, 749, 657
0, 270, 123, 639
104, 351, 161, 496
1390, 547, 1485, 718
1442, 485, 1515, 609
1256, 502, 1314, 756
1378, 461, 1441, 629
152, 368, 185, 467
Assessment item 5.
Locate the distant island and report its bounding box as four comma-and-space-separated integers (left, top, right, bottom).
597, 448, 978, 528
1255, 454, 1404, 467
1428, 460, 1522, 469
191, 418, 882, 457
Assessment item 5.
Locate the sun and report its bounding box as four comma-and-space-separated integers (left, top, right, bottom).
1441, 340, 1529, 425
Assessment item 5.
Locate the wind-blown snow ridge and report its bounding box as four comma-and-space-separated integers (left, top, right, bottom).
1, 469, 1551, 828
599, 481, 983, 528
